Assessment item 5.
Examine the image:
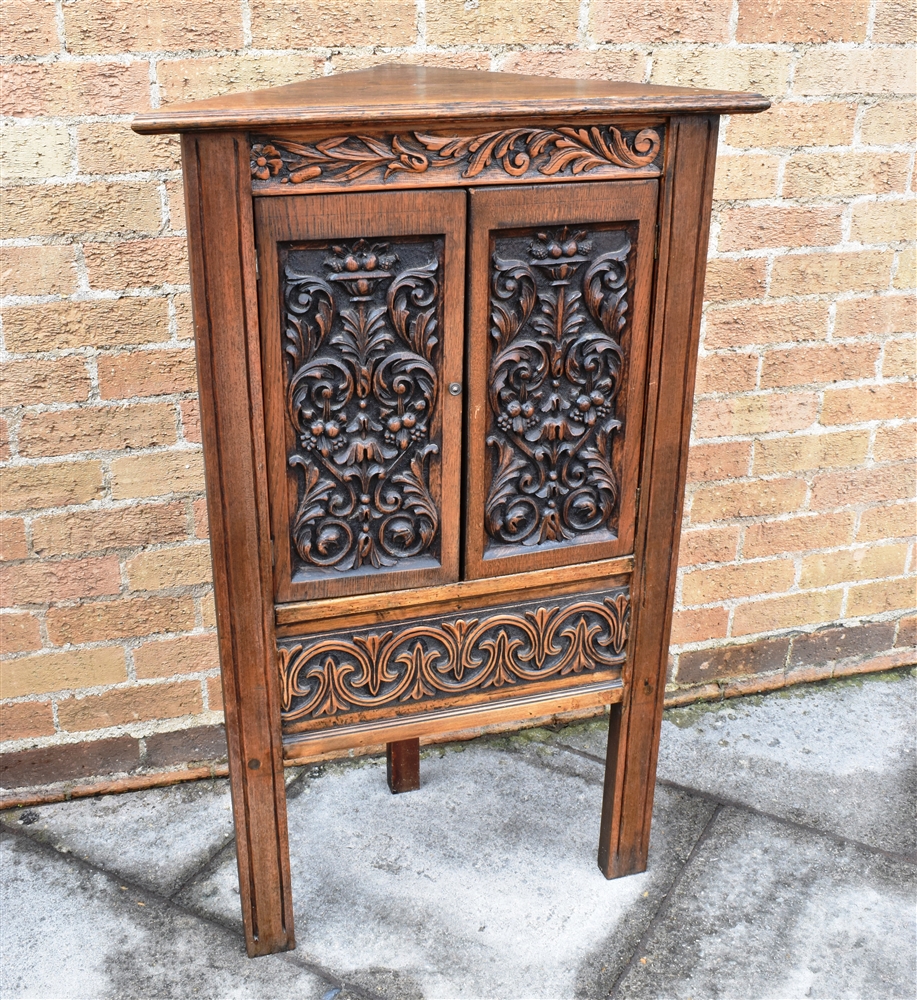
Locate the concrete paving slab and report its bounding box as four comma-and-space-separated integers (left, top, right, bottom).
0, 830, 337, 1000
179, 742, 714, 999
1, 777, 236, 897
547, 671, 917, 855
612, 805, 917, 1000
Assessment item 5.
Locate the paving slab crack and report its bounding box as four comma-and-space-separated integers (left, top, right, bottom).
543, 740, 917, 868
0, 821, 385, 1000
606, 803, 724, 999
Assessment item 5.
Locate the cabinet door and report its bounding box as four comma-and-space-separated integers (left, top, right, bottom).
255, 190, 465, 602
464, 181, 656, 580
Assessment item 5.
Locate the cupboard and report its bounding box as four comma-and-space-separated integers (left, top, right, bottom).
133, 65, 768, 957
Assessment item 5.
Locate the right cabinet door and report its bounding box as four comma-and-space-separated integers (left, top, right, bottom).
464, 180, 657, 580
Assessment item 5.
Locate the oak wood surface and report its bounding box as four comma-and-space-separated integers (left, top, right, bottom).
133, 65, 769, 134
387, 739, 421, 793
283, 678, 624, 761
255, 189, 465, 602
182, 133, 293, 956
463, 180, 656, 581
598, 115, 720, 880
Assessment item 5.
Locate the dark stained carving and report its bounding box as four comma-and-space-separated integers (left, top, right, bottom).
484, 226, 631, 552
278, 587, 630, 723
250, 125, 662, 188
281, 237, 443, 579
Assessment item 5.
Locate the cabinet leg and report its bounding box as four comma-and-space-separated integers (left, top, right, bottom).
597, 700, 654, 879
387, 738, 420, 793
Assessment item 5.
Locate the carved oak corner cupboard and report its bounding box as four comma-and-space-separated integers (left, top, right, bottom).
132, 65, 768, 957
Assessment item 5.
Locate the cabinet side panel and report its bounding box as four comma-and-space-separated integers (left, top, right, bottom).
182, 133, 294, 955
599, 115, 720, 876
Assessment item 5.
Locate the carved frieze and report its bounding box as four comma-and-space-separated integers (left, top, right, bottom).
250, 124, 662, 189
483, 225, 631, 552
281, 237, 443, 579
278, 587, 630, 724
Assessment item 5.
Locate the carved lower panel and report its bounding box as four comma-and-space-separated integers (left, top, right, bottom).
278, 586, 630, 730
484, 225, 632, 554
280, 236, 443, 581
251, 124, 663, 191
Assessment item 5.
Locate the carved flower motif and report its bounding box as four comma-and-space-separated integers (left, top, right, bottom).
530, 229, 592, 261
570, 390, 611, 427
301, 418, 344, 457
251, 144, 283, 180
497, 398, 537, 434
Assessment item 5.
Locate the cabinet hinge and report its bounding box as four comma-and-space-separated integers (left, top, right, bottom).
255, 251, 261, 280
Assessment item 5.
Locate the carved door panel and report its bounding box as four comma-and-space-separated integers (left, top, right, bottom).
256, 190, 465, 602
464, 181, 657, 580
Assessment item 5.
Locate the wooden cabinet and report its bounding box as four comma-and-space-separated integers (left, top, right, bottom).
133, 65, 768, 957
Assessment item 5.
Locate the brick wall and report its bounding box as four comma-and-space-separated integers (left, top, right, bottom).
1, 0, 914, 797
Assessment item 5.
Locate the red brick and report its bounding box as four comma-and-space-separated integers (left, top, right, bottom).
717, 206, 843, 252
753, 430, 869, 474
811, 464, 916, 509
874, 1, 917, 43
180, 400, 201, 444
724, 101, 856, 149
0, 736, 139, 789
144, 724, 226, 768
882, 337, 917, 379
0, 245, 77, 297
703, 258, 767, 302
834, 296, 915, 339
45, 596, 196, 645
732, 590, 843, 636
0, 519, 28, 562
82, 238, 188, 290
110, 450, 205, 501
0, 557, 121, 606
0, 62, 150, 118
0, 417, 9, 462
895, 614, 917, 650
31, 502, 188, 558
677, 636, 790, 683
690, 477, 808, 523
4, 298, 170, 354
693, 392, 818, 438
0, 0, 58, 57
133, 633, 219, 679
498, 49, 645, 82
682, 558, 795, 606
0, 700, 55, 741
252, 0, 418, 47
1, 647, 126, 698
874, 423, 916, 463
2, 461, 104, 513
695, 353, 758, 394
670, 607, 730, 645
157, 54, 324, 106
63, 0, 242, 54
1, 358, 91, 408
857, 502, 916, 542
678, 526, 741, 566
770, 251, 894, 297
794, 48, 916, 96
17, 404, 177, 458
592, 0, 731, 42
57, 680, 203, 732
207, 675, 224, 712
821, 383, 916, 426
0, 612, 42, 654
193, 499, 210, 539
783, 153, 910, 199
744, 512, 855, 557
704, 302, 830, 349
736, 0, 869, 41
760, 344, 879, 389
847, 577, 917, 617
98, 348, 198, 400
686, 441, 751, 483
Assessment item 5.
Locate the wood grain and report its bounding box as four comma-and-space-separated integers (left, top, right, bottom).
182, 132, 294, 956
132, 65, 769, 134
387, 738, 420, 793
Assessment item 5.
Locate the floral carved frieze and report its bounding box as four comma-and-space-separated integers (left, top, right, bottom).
250, 124, 662, 189
278, 587, 630, 724
281, 237, 443, 579
483, 225, 631, 552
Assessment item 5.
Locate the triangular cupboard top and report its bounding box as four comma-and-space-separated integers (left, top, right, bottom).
132, 64, 769, 134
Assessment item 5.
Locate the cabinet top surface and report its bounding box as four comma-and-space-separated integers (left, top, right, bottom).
132, 64, 769, 134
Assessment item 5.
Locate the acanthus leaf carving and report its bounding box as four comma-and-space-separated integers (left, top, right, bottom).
278, 587, 630, 724
484, 226, 630, 550
251, 125, 662, 187
282, 238, 443, 577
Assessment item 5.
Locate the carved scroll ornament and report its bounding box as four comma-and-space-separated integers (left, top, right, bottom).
484, 226, 630, 551
282, 238, 443, 576
278, 588, 630, 723
251, 125, 662, 188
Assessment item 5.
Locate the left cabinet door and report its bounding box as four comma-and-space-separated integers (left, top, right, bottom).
255, 189, 466, 603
